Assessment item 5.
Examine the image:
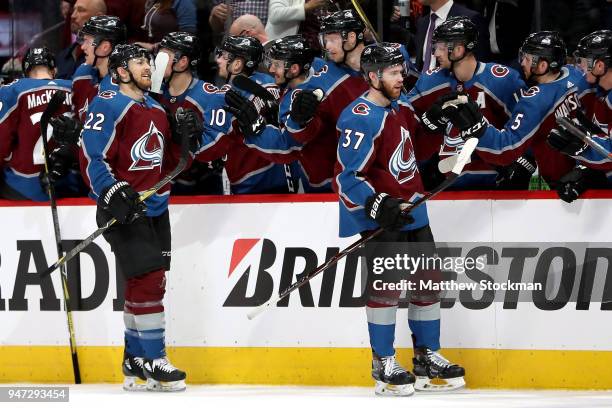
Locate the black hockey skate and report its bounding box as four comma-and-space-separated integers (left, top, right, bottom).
143, 357, 187, 392
122, 353, 147, 391
412, 347, 465, 391
371, 353, 416, 396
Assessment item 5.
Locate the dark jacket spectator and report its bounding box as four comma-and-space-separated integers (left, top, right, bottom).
483, 0, 534, 67
414, 0, 489, 72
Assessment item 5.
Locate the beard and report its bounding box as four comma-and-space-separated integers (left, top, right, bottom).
382, 81, 401, 100
133, 75, 152, 91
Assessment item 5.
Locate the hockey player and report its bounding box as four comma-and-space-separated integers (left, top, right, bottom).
155, 33, 290, 194
226, 34, 358, 192
280, 10, 370, 190
80, 43, 200, 391
0, 47, 74, 201
408, 16, 533, 190
442, 31, 581, 187
547, 30, 612, 202
48, 16, 126, 196
336, 43, 465, 396
71, 15, 125, 122
287, 10, 368, 145
149, 31, 223, 195
196, 34, 294, 194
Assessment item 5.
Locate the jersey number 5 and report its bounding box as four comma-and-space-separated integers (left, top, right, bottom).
342, 129, 365, 150
84, 112, 105, 131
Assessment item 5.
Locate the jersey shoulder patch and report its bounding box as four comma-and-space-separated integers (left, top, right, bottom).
98, 90, 117, 99
490, 64, 510, 78
352, 102, 370, 116
520, 86, 540, 98
202, 82, 223, 94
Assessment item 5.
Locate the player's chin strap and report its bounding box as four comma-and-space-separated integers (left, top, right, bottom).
340, 32, 363, 66
447, 42, 470, 73
279, 61, 306, 87
91, 38, 112, 71
590, 60, 608, 87
164, 53, 191, 85
525, 55, 562, 85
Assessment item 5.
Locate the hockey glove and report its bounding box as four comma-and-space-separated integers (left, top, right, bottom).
289, 89, 322, 127
420, 91, 462, 132
556, 165, 608, 203
50, 115, 82, 146
365, 192, 415, 231
99, 181, 147, 224
547, 121, 588, 156
173, 108, 203, 154
445, 98, 488, 140
224, 89, 266, 137
495, 154, 537, 190
576, 110, 606, 135
39, 145, 76, 190
556, 165, 588, 203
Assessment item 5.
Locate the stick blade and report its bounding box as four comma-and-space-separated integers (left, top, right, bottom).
451, 137, 478, 175
246, 295, 279, 320
150, 52, 169, 94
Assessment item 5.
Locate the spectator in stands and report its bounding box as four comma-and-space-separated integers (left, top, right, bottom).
56, 0, 107, 79
104, 0, 148, 42
265, 0, 328, 41
483, 0, 534, 67
138, 0, 198, 50
209, 0, 269, 35
414, 0, 489, 72
228, 14, 268, 44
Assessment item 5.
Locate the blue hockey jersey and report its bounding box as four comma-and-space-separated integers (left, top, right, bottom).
244, 59, 368, 192
336, 93, 429, 238
192, 72, 293, 194
71, 64, 118, 122
80, 90, 181, 216
474, 66, 585, 184
407, 62, 525, 188
0, 78, 73, 201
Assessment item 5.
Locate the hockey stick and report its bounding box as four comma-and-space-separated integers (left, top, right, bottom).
556, 117, 612, 161
350, 0, 380, 43
41, 110, 192, 278
232, 75, 300, 193
247, 137, 479, 320
40, 90, 82, 384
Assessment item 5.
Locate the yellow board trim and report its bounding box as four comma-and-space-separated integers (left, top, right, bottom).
1, 346, 612, 389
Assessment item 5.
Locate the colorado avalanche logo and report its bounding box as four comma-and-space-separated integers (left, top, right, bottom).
129, 122, 164, 171
98, 90, 116, 99
389, 127, 417, 184
352, 102, 370, 116
312, 64, 328, 77
520, 86, 540, 98
440, 134, 465, 156
491, 65, 509, 78
203, 83, 219, 93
